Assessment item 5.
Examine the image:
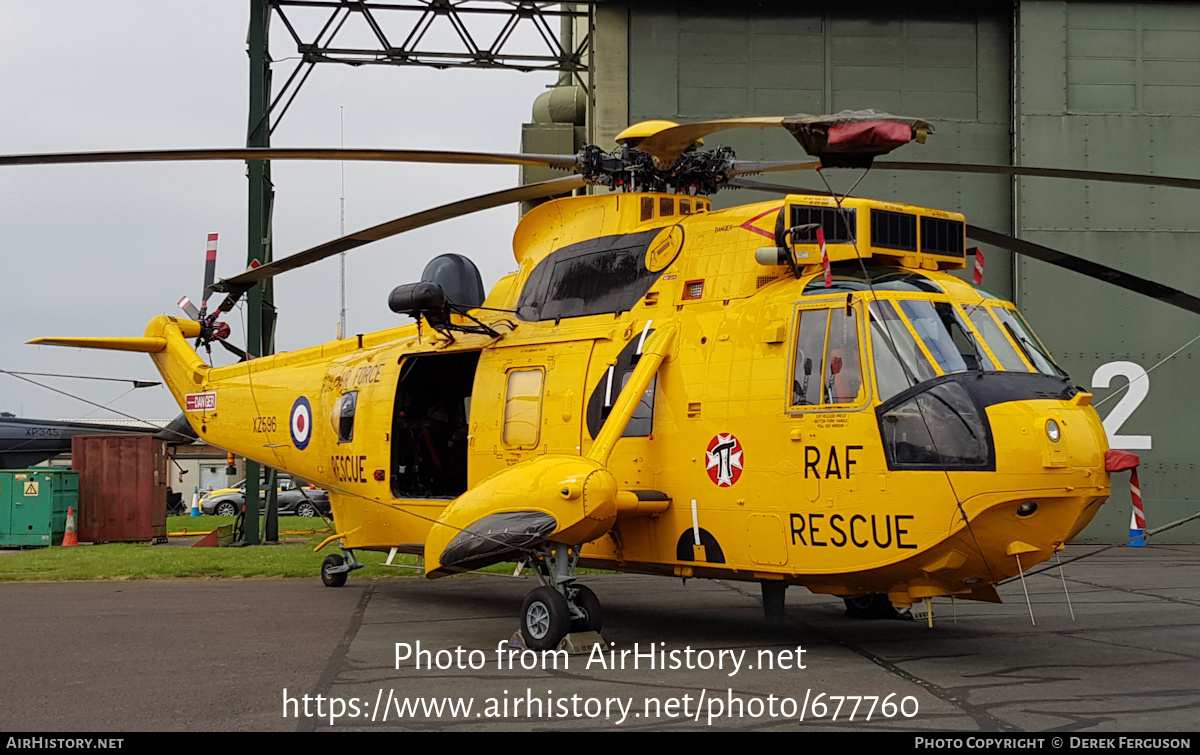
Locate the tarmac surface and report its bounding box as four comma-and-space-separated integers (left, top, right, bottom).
1, 545, 1198, 732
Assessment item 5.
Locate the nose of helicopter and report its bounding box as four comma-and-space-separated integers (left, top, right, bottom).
968, 392, 1112, 567
882, 392, 1113, 607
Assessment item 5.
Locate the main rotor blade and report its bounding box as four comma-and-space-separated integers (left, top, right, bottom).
724, 177, 832, 196
0, 147, 580, 171
212, 175, 586, 297
679, 172, 1200, 315
967, 225, 1200, 316
635, 116, 785, 163
730, 160, 821, 176
734, 159, 1200, 191
877, 161, 1200, 191
638, 111, 932, 165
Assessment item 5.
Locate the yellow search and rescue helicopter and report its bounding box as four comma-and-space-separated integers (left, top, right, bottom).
13, 111, 1200, 650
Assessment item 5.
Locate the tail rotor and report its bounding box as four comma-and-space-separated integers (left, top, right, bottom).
177, 233, 250, 363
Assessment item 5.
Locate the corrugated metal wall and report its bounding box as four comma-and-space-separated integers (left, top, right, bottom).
622, 1, 1200, 542
1017, 1, 1200, 542
628, 2, 1014, 296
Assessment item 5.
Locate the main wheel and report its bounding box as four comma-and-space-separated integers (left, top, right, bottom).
322, 554, 348, 588
214, 501, 238, 517
570, 584, 603, 633
296, 502, 318, 517
843, 593, 897, 619
521, 586, 570, 650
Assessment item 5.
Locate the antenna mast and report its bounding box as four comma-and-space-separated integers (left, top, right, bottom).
338, 104, 347, 340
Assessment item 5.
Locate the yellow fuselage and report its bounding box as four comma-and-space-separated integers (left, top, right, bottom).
44, 191, 1111, 606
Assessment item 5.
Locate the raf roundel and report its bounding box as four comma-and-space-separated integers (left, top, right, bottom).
290, 396, 313, 450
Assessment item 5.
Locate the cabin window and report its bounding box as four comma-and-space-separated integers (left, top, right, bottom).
641, 197, 654, 221
332, 391, 358, 443
503, 368, 544, 448
584, 333, 657, 440
619, 371, 656, 437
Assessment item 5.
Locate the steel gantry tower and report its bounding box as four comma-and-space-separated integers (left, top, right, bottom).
240, 0, 593, 543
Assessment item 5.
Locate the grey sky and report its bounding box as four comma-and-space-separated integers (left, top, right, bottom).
0, 1, 559, 422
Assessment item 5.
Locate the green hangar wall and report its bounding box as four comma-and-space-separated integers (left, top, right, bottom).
591, 1, 1200, 543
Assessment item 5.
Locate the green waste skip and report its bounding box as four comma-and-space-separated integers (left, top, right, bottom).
0, 469, 80, 547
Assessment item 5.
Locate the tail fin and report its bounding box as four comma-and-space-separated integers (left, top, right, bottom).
29, 316, 213, 411
28, 336, 170, 353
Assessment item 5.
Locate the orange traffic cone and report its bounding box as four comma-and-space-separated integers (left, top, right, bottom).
61, 506, 79, 547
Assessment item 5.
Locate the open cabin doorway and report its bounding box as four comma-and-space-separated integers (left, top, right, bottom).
390, 350, 481, 499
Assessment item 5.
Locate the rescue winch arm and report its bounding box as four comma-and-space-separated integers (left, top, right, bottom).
587, 324, 678, 466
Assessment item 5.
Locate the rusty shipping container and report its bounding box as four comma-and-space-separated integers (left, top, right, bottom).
71, 434, 167, 543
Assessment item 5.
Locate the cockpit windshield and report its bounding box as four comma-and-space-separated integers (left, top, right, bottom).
898, 300, 994, 373
991, 307, 1066, 377
868, 300, 937, 401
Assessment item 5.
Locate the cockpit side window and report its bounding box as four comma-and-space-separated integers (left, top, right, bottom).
992, 307, 1066, 377
824, 307, 862, 404
791, 304, 866, 408
792, 308, 829, 407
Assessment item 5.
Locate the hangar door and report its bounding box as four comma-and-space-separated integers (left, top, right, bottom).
628, 1, 1014, 297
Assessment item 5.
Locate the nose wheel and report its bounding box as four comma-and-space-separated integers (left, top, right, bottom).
321, 548, 363, 587
519, 542, 604, 650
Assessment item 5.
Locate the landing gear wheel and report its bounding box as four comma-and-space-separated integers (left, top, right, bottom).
521, 586, 570, 650
570, 585, 603, 633
322, 554, 348, 588
843, 593, 898, 619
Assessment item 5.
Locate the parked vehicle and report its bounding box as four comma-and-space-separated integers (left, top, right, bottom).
198, 475, 330, 517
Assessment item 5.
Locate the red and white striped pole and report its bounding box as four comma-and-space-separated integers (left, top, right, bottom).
972, 249, 986, 285
1128, 468, 1146, 546
818, 227, 831, 288
1105, 450, 1145, 547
